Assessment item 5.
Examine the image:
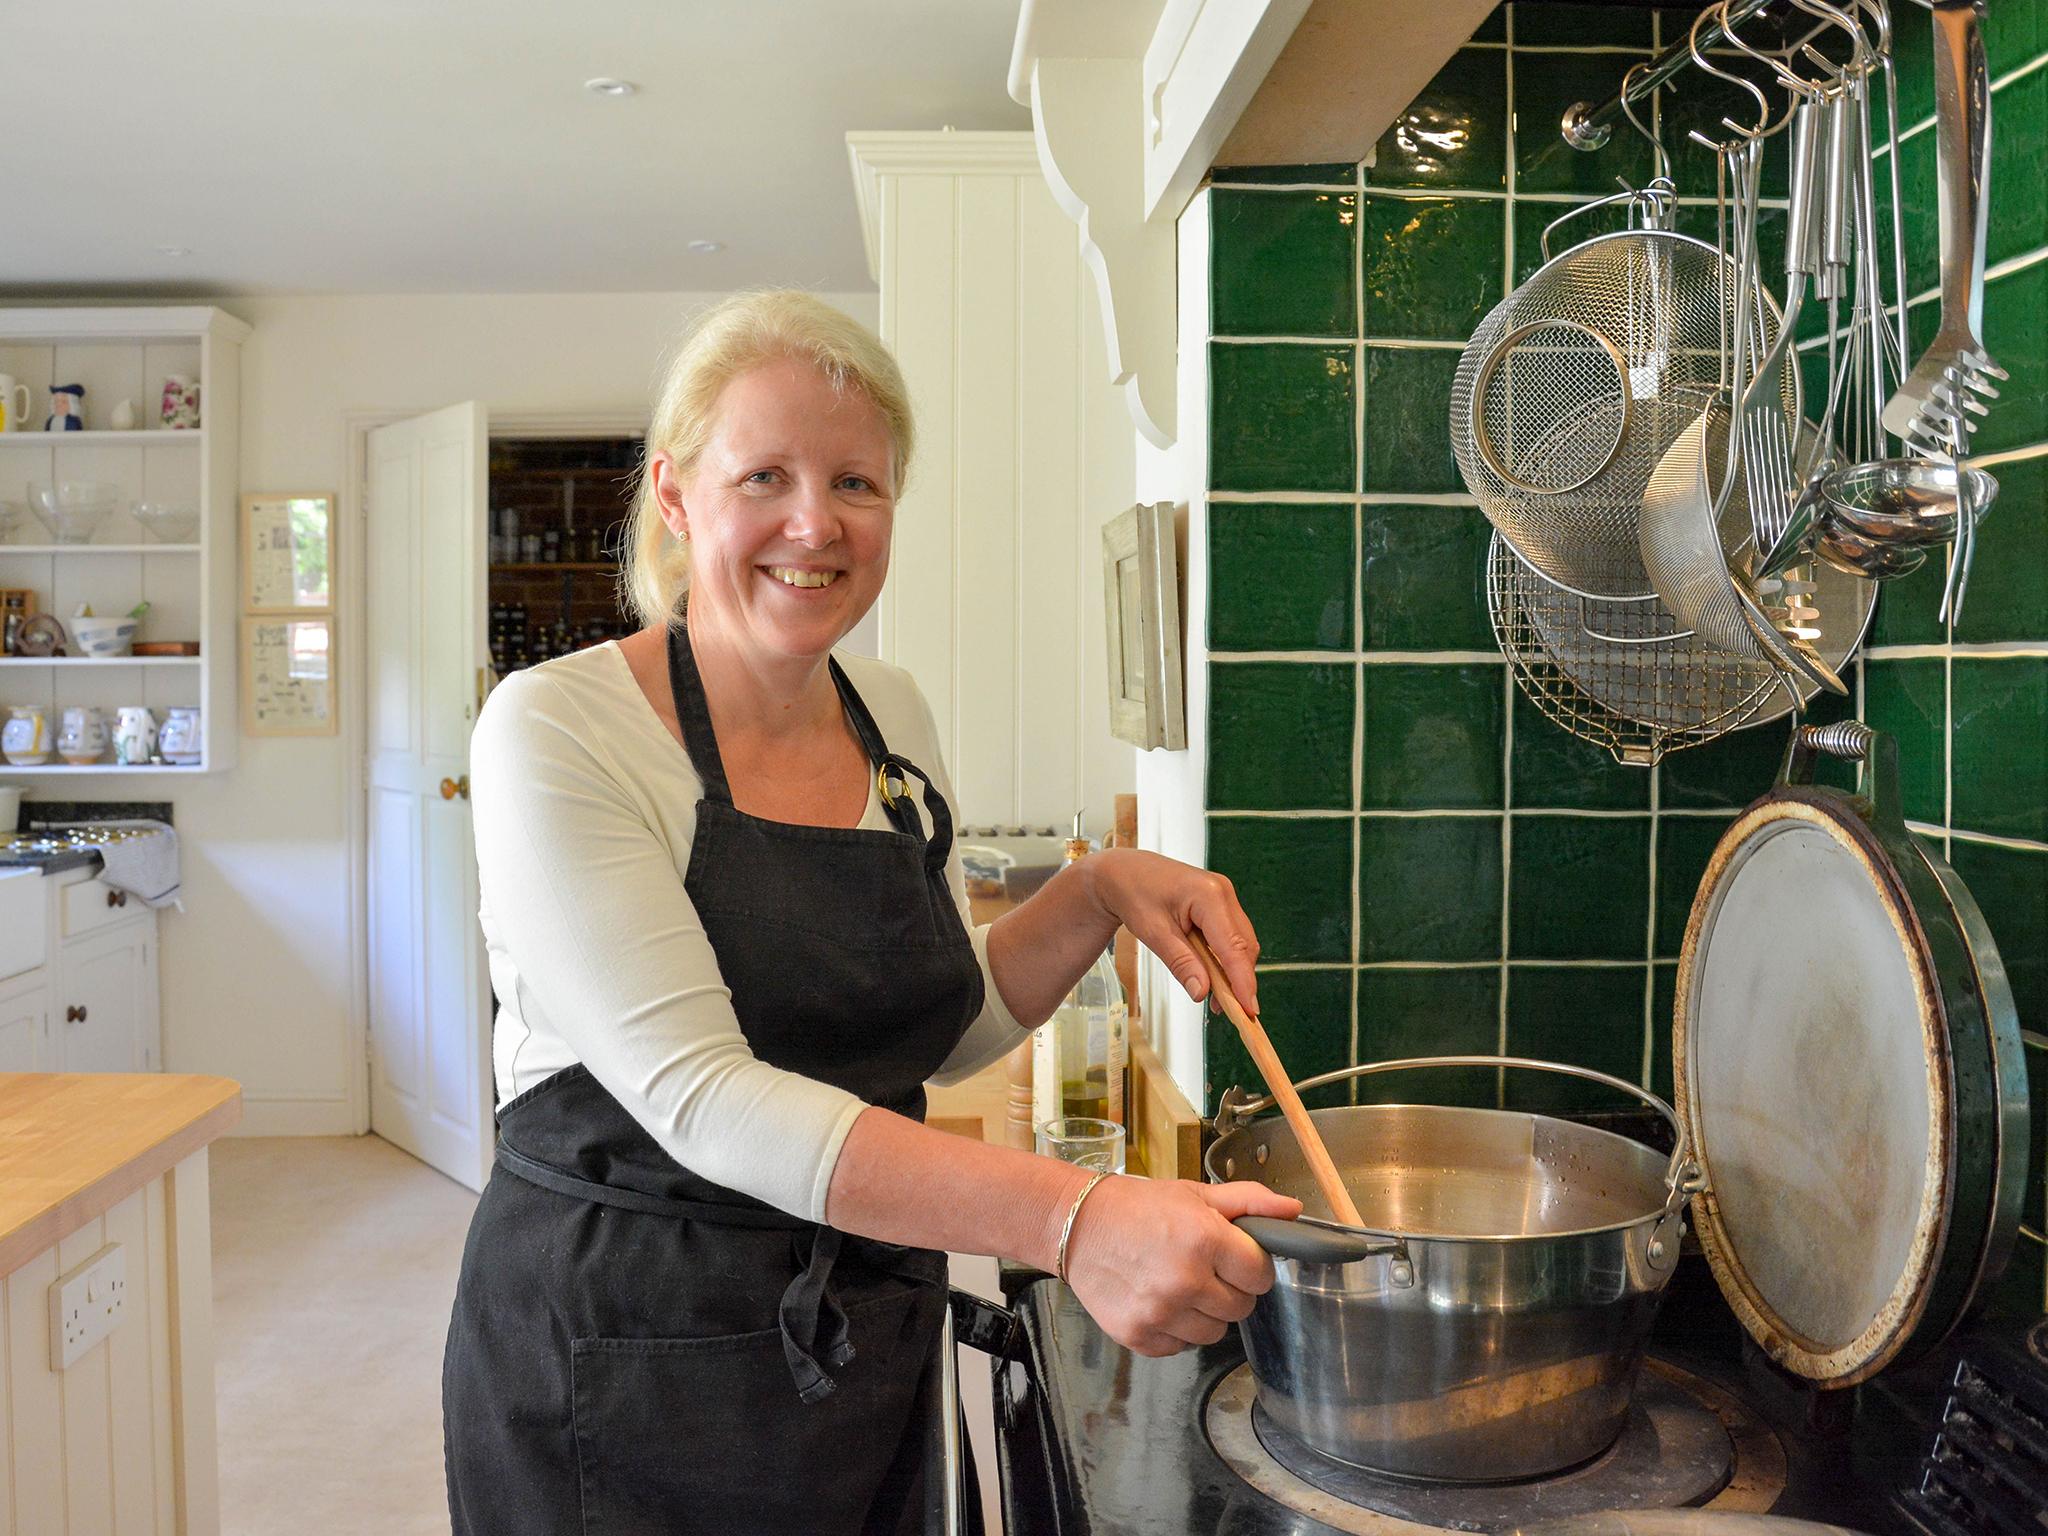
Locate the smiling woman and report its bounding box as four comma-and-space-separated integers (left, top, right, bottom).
442, 290, 1294, 1536
620, 289, 915, 630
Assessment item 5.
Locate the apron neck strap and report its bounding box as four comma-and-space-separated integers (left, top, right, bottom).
665, 615, 734, 805
665, 616, 950, 872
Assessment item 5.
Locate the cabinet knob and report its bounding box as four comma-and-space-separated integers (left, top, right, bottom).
105, 888, 128, 908
440, 775, 470, 802
65, 1005, 86, 1024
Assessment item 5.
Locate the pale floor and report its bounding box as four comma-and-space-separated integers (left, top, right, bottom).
211, 1135, 477, 1536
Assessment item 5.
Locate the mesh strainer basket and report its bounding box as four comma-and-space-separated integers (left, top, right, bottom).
1488, 534, 1875, 767
1452, 230, 1796, 601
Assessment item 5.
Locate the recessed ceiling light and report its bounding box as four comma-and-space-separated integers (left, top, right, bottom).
584, 77, 637, 98
156, 246, 192, 258
686, 240, 724, 255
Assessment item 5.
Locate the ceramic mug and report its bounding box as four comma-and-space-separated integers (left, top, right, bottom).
57, 706, 108, 765
159, 706, 201, 764
0, 375, 30, 433
160, 375, 200, 430
114, 706, 158, 766
2, 706, 50, 766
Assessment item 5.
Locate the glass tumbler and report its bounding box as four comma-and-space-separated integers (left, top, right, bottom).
1036, 1117, 1126, 1174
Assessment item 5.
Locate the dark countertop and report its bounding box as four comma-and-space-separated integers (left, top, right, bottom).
0, 848, 103, 875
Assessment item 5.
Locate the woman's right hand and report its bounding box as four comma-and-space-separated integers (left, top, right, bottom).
1060, 1176, 1303, 1357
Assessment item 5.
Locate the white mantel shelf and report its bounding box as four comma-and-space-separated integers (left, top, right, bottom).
1008, 0, 1494, 449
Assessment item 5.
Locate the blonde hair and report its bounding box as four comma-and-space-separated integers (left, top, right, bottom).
623, 290, 915, 626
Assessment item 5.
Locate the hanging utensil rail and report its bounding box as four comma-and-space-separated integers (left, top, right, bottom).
1560, 0, 1938, 152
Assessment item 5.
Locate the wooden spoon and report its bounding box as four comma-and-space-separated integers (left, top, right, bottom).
1186, 930, 1364, 1228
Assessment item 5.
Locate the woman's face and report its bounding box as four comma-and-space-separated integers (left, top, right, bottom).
655, 357, 895, 666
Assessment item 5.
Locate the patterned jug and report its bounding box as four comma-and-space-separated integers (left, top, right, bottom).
114, 706, 159, 766
159, 707, 202, 765
2, 705, 50, 766
57, 706, 108, 766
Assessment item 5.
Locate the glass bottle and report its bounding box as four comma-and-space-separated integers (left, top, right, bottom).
1032, 818, 1129, 1132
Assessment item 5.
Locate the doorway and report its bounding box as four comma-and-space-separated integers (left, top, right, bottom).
485, 437, 641, 678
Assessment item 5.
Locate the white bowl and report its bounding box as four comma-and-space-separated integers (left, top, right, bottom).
129, 502, 200, 542
70, 616, 139, 657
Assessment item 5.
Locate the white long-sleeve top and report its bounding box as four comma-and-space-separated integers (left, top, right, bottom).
468, 640, 1028, 1223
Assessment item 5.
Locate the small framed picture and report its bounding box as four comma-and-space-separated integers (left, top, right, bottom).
243, 493, 335, 612
1101, 502, 1186, 751
242, 615, 337, 737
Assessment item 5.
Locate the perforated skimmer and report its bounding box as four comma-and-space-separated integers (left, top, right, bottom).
1451, 228, 1797, 601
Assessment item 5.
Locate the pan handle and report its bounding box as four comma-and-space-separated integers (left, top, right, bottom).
1215, 1055, 1701, 1219
1780, 721, 1908, 836
1235, 1215, 1412, 1277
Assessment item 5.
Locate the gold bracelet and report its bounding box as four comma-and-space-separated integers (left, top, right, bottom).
1055, 1171, 1112, 1285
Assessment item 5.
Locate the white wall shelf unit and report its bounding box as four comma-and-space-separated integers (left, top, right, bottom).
0, 430, 203, 448
1, 543, 200, 555
0, 305, 247, 777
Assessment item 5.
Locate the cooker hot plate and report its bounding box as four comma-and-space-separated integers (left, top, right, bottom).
990, 1265, 1953, 1535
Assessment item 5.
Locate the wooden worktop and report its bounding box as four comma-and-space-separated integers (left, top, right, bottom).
0, 1073, 241, 1278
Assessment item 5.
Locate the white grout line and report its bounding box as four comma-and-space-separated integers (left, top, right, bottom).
1948, 827, 2048, 856
1205, 490, 1484, 507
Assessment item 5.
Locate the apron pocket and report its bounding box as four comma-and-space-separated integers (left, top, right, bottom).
570, 1280, 942, 1536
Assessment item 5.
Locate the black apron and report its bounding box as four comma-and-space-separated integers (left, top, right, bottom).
443, 619, 986, 1536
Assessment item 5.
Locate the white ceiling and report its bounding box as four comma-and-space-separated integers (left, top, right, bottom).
0, 0, 1032, 298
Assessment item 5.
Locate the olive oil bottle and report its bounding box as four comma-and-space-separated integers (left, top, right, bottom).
1032, 819, 1128, 1131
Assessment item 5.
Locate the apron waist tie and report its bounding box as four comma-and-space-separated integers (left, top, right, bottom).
492, 1141, 897, 1403
781, 1226, 852, 1405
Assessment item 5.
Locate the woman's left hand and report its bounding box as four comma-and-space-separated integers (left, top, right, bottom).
1081, 849, 1260, 1016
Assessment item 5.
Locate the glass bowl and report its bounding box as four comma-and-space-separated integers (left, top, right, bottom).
27, 481, 119, 545
129, 502, 200, 543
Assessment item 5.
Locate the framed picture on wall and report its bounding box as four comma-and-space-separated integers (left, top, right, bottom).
1101, 501, 1186, 751
242, 615, 337, 737
243, 493, 335, 612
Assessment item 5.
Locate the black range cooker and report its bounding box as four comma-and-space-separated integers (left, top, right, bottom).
982, 1259, 2046, 1534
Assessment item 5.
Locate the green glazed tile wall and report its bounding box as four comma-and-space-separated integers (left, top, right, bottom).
1201, 0, 2048, 1310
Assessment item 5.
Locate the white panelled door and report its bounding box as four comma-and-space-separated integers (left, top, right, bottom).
366, 402, 493, 1192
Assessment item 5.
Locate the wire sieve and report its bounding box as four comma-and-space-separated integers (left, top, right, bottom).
1452, 228, 1797, 602
1487, 534, 1875, 767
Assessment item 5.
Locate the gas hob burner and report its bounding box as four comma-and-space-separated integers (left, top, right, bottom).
1204, 1359, 1787, 1532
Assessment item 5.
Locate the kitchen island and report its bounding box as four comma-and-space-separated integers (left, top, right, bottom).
0, 1072, 240, 1536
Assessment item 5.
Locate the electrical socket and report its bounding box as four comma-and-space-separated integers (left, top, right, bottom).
48, 1243, 126, 1371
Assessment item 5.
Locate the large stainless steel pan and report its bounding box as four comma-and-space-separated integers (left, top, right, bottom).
1206, 1056, 1700, 1482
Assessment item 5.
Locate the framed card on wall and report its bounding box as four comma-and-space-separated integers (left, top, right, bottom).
243, 493, 335, 612
1101, 501, 1186, 751
242, 615, 337, 736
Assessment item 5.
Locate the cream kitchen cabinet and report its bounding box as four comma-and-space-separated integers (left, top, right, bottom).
0, 974, 47, 1071
51, 868, 160, 1074
0, 865, 161, 1075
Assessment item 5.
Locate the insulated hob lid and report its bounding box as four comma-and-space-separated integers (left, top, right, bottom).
1673, 724, 2018, 1388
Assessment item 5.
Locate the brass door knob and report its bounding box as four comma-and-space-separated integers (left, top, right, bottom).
440, 775, 470, 801
65, 1005, 86, 1024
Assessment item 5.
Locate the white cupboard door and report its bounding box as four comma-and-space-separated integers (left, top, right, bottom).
366, 402, 494, 1193
0, 975, 47, 1071
55, 925, 151, 1074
